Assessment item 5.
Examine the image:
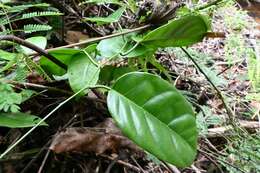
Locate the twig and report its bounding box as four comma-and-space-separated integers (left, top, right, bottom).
105, 156, 120, 173
4, 80, 72, 95
197, 149, 224, 173
130, 156, 147, 173
100, 154, 141, 172
21, 141, 51, 173
21, 114, 81, 173
161, 160, 180, 173
0, 35, 67, 70
206, 120, 260, 138
37, 149, 51, 173
39, 25, 152, 53
191, 164, 202, 173
198, 149, 246, 173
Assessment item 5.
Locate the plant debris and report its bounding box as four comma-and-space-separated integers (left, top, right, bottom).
50, 118, 142, 155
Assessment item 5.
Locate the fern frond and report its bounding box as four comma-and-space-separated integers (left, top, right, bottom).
14, 64, 29, 82
24, 56, 52, 81
21, 11, 63, 20
0, 3, 50, 15
0, 16, 9, 26
0, 11, 63, 26
23, 24, 52, 33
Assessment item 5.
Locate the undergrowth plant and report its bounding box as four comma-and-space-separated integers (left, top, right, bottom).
0, 0, 258, 171
0, 1, 61, 128
0, 2, 62, 35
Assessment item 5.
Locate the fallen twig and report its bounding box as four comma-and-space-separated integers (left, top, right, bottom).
100, 154, 141, 172
206, 120, 259, 138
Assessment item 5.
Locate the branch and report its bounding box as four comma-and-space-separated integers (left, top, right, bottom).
0, 35, 67, 70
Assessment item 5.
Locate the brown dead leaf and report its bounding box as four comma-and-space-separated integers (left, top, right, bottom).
65, 31, 89, 44
50, 118, 141, 155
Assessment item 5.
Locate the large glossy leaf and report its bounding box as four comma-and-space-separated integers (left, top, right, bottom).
40, 48, 81, 76
0, 112, 47, 128
107, 72, 197, 167
68, 52, 100, 95
140, 15, 210, 48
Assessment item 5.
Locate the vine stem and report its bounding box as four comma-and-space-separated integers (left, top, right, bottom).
180, 47, 235, 123
120, 42, 140, 56
0, 84, 110, 159
3, 80, 72, 95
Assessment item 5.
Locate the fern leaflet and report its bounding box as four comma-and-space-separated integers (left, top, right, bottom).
23, 24, 52, 33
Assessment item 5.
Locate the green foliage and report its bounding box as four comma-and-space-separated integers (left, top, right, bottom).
107, 72, 197, 167
68, 51, 100, 95
21, 11, 62, 20
247, 48, 260, 93
83, 6, 126, 25
36, 13, 211, 167
0, 3, 50, 15
96, 15, 210, 60
0, 11, 62, 26
20, 36, 47, 55
140, 15, 210, 48
221, 135, 260, 173
224, 34, 247, 64
0, 2, 61, 35
0, 83, 22, 112
97, 33, 154, 59
0, 49, 16, 61
99, 65, 136, 83
40, 49, 81, 76
219, 3, 251, 31
0, 112, 47, 128
196, 106, 223, 135
23, 24, 52, 34
0, 1, 216, 167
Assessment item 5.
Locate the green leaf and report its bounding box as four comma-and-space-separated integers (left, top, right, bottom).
141, 15, 210, 48
99, 65, 136, 83
68, 52, 100, 95
107, 72, 197, 167
97, 34, 154, 59
40, 48, 81, 76
0, 112, 47, 128
0, 50, 16, 61
21, 36, 47, 55
83, 6, 126, 25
